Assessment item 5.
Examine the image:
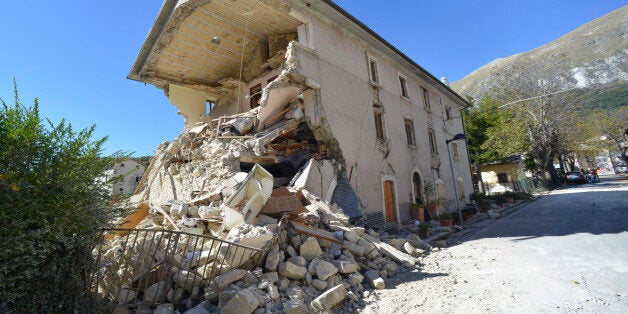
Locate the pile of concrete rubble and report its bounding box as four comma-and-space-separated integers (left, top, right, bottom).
96, 87, 451, 313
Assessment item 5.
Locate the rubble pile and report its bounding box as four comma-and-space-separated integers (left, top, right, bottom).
95, 56, 447, 313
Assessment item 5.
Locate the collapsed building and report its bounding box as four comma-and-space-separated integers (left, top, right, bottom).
94, 0, 476, 312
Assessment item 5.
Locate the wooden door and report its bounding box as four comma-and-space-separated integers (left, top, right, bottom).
383, 180, 396, 223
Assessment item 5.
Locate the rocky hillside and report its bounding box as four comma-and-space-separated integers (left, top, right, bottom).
451, 5, 628, 100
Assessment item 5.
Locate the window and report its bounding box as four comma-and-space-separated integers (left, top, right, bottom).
399, 75, 408, 98
368, 58, 379, 83
135, 176, 141, 183
404, 118, 416, 146
428, 128, 437, 153
249, 84, 262, 109
119, 187, 123, 192
421, 86, 430, 110
445, 106, 452, 120
374, 109, 385, 141
497, 173, 508, 184
206, 101, 215, 114
457, 177, 466, 201
267, 76, 278, 84
452, 142, 459, 159
120, 163, 125, 167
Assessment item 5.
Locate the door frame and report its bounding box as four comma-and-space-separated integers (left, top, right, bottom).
380, 175, 400, 223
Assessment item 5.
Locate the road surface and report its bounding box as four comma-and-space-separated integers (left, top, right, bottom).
361, 174, 628, 313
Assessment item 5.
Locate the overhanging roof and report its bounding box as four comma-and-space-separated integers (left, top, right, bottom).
129, 0, 471, 108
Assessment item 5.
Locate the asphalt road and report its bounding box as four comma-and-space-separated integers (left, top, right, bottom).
362, 174, 628, 313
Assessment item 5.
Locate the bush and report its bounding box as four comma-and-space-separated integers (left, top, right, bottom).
0, 83, 123, 312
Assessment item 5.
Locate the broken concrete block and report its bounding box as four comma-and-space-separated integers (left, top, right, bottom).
265, 251, 283, 272
261, 272, 279, 283
363, 234, 418, 265
144, 281, 168, 303
155, 303, 175, 314
214, 269, 247, 290
174, 270, 202, 292
167, 288, 185, 303
347, 272, 364, 286
115, 288, 136, 304
343, 240, 364, 257
357, 237, 376, 254
314, 260, 338, 281
277, 262, 307, 280
382, 262, 398, 273
310, 278, 327, 292
310, 284, 347, 312
286, 245, 297, 257
403, 242, 416, 256
343, 229, 359, 243
299, 237, 323, 261
282, 299, 307, 314
287, 256, 307, 267
365, 270, 385, 290
331, 260, 358, 274
221, 289, 259, 314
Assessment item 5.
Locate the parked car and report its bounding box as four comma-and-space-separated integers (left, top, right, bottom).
615, 166, 628, 174
565, 171, 587, 184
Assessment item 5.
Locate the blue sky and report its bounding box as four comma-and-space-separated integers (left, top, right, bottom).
1, 1, 625, 156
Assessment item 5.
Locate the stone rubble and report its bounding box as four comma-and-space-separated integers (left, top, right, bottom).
95, 100, 458, 313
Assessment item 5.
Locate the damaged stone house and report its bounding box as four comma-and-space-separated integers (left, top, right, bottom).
128, 0, 473, 225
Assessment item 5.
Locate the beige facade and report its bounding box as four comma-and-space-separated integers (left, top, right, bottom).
129, 0, 473, 223
105, 160, 146, 195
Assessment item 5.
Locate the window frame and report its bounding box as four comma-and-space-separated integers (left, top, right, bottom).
428, 128, 438, 154
368, 57, 379, 83
373, 108, 385, 142
452, 142, 459, 159
404, 118, 416, 146
398, 74, 409, 99
421, 86, 431, 110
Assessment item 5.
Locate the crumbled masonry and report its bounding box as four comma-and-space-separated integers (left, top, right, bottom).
94, 44, 465, 313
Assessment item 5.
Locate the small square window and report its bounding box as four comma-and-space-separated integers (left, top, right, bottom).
399, 76, 408, 98
369, 59, 379, 83
120, 163, 125, 167
404, 118, 416, 146
421, 86, 430, 110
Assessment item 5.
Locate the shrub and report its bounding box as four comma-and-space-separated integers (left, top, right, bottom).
440, 211, 453, 220
0, 83, 123, 312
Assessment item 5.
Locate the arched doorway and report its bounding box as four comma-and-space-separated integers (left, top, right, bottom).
412, 172, 423, 204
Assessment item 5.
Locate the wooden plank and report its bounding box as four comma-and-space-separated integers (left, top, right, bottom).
290, 221, 343, 244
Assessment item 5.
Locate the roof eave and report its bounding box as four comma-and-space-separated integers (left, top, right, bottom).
128, 0, 178, 82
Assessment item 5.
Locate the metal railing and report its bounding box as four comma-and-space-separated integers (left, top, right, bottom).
91, 228, 270, 307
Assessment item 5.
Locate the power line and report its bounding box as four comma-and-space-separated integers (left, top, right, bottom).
498, 86, 580, 109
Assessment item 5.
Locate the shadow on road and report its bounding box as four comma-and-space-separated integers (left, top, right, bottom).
459, 174, 628, 243
382, 271, 448, 290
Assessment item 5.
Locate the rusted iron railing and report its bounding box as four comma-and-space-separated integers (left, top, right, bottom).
91, 228, 267, 307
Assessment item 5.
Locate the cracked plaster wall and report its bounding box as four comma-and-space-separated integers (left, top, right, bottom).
289, 8, 473, 223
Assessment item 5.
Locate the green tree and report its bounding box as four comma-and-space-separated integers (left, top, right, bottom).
463, 94, 528, 192
0, 82, 123, 312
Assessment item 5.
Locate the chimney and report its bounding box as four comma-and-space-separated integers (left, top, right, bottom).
440, 77, 449, 86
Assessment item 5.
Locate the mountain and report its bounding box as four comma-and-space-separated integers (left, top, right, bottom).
451, 5, 628, 100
